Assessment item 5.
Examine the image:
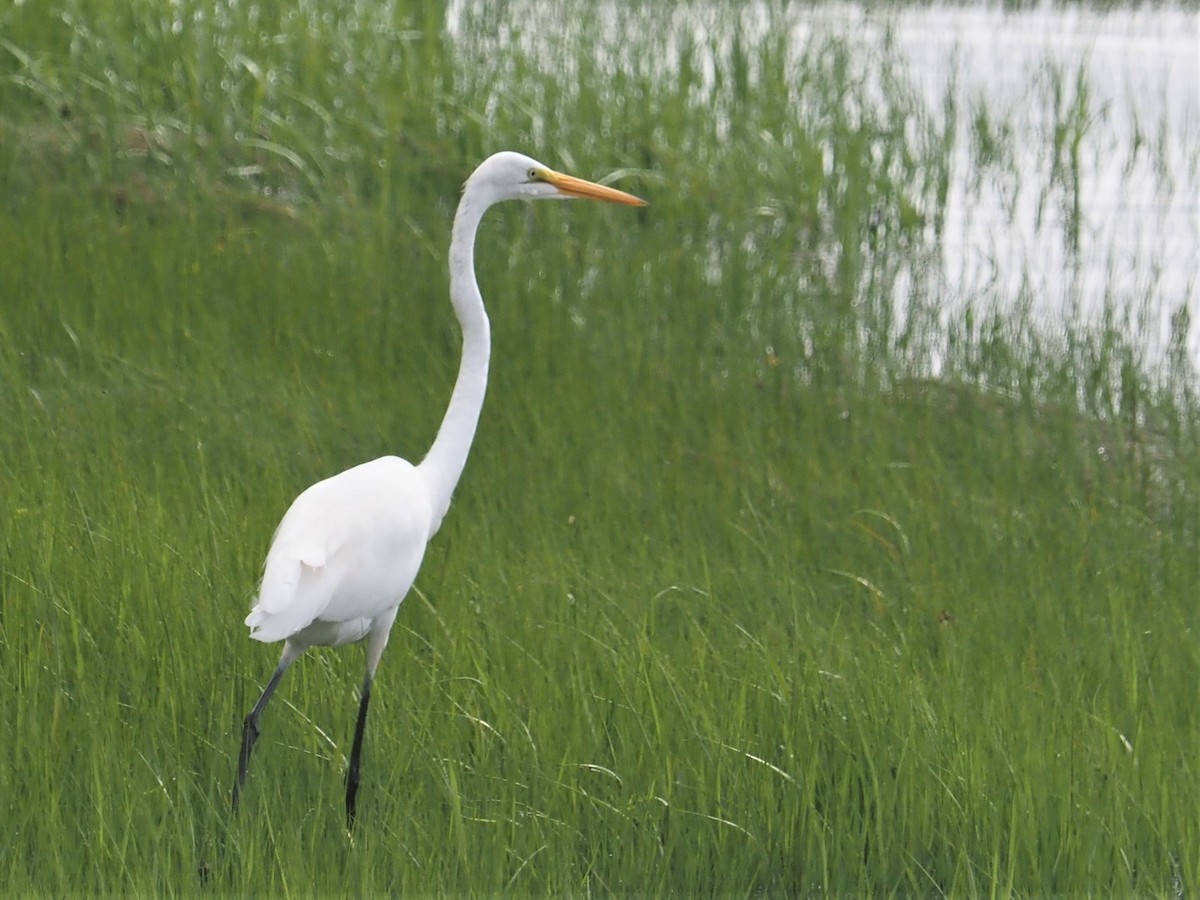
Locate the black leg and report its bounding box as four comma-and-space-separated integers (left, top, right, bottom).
232, 660, 289, 812
345, 676, 373, 829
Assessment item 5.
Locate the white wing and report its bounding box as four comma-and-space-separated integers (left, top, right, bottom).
245, 456, 434, 644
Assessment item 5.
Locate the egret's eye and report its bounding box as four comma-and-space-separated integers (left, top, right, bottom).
527, 168, 540, 181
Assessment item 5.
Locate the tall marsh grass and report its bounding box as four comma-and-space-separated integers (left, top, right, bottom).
1, 0, 1197, 895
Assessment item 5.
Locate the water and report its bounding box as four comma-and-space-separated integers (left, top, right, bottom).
447, 0, 1199, 367
886, 3, 1199, 361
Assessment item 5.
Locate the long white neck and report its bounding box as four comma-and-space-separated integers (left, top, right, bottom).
417, 190, 492, 534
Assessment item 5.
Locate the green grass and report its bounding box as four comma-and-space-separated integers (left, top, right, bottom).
2, 0, 1198, 895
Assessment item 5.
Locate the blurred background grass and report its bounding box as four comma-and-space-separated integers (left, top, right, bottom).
1, 0, 1197, 894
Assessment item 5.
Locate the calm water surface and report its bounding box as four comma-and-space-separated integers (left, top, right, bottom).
889, 3, 1198, 360
448, 1, 1199, 364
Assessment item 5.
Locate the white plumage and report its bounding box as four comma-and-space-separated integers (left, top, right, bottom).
246, 456, 432, 646
231, 151, 646, 826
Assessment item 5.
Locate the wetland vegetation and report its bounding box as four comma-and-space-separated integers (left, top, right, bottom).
1, 0, 1197, 894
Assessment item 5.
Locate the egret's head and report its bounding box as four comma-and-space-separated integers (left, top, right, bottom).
465, 151, 646, 208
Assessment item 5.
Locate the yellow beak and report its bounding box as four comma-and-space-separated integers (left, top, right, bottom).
542, 170, 647, 206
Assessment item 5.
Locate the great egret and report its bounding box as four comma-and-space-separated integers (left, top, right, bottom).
231, 151, 646, 826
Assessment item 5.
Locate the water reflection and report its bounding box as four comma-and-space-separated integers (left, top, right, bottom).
447, 0, 1199, 364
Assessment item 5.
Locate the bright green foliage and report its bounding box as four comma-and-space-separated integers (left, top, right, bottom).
1, 0, 1197, 896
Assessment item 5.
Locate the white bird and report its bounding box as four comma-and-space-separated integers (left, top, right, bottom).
231, 151, 646, 826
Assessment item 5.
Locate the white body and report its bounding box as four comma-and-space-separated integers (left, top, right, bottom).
246, 456, 432, 648
232, 151, 644, 823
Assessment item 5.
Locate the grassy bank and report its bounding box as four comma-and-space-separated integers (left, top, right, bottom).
1, 0, 1197, 894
